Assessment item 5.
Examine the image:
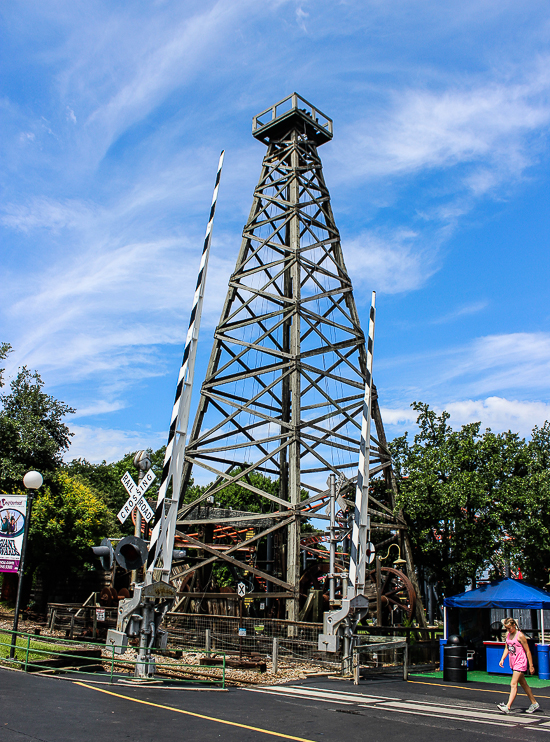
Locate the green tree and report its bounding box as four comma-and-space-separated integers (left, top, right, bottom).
391, 402, 526, 596
0, 342, 12, 388
66, 447, 166, 534
27, 471, 115, 601
500, 422, 550, 586
0, 365, 74, 493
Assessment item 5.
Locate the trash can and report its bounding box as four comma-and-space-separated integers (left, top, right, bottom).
537, 644, 550, 680
443, 644, 468, 682
439, 638, 447, 670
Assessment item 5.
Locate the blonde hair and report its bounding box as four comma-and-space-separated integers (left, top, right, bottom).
503, 617, 517, 629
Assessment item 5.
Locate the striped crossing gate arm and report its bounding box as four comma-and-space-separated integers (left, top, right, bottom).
348, 290, 375, 596
146, 151, 225, 581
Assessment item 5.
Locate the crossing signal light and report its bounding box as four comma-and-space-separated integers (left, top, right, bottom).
114, 535, 148, 571
91, 538, 114, 570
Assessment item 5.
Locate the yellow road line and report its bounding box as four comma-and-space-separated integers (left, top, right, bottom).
74, 682, 319, 742
408, 679, 550, 698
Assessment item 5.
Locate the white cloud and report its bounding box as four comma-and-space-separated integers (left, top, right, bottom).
443, 332, 550, 395
340, 61, 550, 184
72, 400, 126, 419
382, 397, 550, 438
445, 397, 550, 436
344, 228, 439, 295
67, 424, 166, 463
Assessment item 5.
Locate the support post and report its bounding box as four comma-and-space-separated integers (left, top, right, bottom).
444, 606, 448, 640
542, 609, 545, 645
329, 474, 336, 605
286, 129, 301, 625
131, 466, 145, 584
205, 628, 211, 656
403, 641, 409, 681
272, 637, 279, 674
376, 555, 382, 626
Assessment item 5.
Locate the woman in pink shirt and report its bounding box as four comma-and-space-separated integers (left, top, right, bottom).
498, 617, 539, 714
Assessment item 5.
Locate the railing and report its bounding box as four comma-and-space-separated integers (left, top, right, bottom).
0, 629, 226, 687
252, 93, 333, 139
352, 639, 409, 684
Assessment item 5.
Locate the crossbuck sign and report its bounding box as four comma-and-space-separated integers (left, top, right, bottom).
117, 470, 156, 524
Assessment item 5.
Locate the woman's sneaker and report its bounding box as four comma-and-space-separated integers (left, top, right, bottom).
497, 703, 511, 714
526, 702, 540, 714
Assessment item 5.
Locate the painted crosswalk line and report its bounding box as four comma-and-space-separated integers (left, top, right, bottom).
245, 685, 547, 730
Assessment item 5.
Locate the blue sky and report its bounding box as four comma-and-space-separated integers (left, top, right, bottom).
1, 0, 550, 463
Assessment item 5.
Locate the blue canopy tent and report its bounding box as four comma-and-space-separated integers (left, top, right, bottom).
443, 578, 550, 641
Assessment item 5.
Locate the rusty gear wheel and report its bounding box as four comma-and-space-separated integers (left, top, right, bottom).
368, 566, 416, 622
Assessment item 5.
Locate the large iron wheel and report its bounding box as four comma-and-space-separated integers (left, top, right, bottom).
368, 566, 416, 622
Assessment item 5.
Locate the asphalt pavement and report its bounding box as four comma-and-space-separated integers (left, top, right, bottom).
2, 667, 550, 742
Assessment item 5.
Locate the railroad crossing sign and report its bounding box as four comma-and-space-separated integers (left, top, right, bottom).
117, 470, 156, 524
237, 582, 246, 598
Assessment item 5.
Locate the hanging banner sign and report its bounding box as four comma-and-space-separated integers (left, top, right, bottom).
0, 495, 27, 573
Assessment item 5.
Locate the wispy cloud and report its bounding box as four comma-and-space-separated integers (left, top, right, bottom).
68, 424, 166, 463
343, 228, 439, 295
430, 301, 488, 325
340, 60, 550, 185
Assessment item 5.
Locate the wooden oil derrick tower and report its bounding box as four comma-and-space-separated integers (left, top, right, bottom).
173, 94, 426, 626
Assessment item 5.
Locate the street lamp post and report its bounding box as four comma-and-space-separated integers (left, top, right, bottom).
10, 470, 43, 660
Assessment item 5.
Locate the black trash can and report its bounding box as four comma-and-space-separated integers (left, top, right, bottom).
443, 644, 468, 682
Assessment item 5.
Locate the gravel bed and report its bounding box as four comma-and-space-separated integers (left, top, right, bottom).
0, 615, 336, 686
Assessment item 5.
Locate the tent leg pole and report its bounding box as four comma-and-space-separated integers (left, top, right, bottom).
444, 606, 447, 640
542, 609, 545, 645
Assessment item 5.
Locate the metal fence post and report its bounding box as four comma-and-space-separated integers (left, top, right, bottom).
403, 641, 409, 681
272, 637, 279, 674
24, 633, 30, 672
353, 648, 359, 685
205, 628, 211, 656
110, 644, 115, 683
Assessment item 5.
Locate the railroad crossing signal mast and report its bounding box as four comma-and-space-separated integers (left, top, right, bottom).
102, 153, 225, 678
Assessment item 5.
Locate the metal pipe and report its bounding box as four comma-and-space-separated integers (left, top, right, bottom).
542, 608, 545, 645
444, 605, 448, 639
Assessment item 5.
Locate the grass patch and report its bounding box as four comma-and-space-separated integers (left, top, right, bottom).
0, 631, 61, 662
411, 670, 550, 688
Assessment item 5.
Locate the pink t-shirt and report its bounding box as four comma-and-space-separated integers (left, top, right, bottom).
506, 631, 528, 672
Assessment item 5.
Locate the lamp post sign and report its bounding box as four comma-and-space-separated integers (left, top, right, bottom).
0, 495, 28, 573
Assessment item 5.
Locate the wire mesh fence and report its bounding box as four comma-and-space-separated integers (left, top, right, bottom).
164, 612, 339, 667
41, 604, 434, 674
352, 638, 408, 683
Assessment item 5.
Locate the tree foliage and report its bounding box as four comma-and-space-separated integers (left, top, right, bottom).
28, 471, 115, 595
66, 447, 166, 535
0, 365, 74, 493
391, 403, 550, 595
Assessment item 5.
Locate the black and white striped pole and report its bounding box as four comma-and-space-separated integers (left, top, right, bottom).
348, 291, 376, 598
146, 150, 225, 582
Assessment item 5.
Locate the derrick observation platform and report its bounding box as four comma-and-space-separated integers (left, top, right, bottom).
252, 92, 333, 145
